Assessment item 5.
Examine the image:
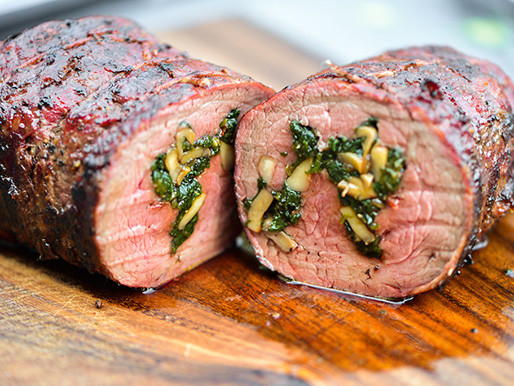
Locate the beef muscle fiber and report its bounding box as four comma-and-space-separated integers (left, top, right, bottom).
0, 16, 274, 287
235, 46, 513, 299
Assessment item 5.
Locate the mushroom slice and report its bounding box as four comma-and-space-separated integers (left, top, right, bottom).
258, 155, 278, 184
220, 142, 235, 171
247, 189, 274, 232
180, 147, 208, 164
266, 231, 298, 252
356, 125, 377, 156
340, 206, 375, 244
178, 193, 206, 230
338, 152, 368, 174
370, 145, 388, 178
164, 148, 181, 182
175, 127, 196, 159
285, 157, 313, 192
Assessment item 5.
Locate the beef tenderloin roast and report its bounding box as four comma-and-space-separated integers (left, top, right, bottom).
234, 46, 513, 299
0, 16, 274, 287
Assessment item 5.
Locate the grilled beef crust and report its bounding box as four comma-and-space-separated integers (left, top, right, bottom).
0, 16, 270, 274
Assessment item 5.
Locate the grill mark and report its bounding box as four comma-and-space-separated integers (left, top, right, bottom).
0, 18, 161, 86
50, 60, 159, 130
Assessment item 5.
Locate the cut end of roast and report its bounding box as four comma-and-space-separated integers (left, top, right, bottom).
0, 15, 278, 288
94, 87, 267, 288
235, 78, 475, 299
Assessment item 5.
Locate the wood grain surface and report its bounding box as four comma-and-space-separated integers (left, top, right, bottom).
0, 19, 513, 386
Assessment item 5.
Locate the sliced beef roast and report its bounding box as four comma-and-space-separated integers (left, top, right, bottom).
234, 46, 513, 299
0, 16, 274, 287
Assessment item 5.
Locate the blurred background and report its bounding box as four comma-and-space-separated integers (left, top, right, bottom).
0, 0, 512, 88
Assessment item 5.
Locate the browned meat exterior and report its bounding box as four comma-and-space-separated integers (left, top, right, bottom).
234, 46, 513, 299
0, 16, 274, 287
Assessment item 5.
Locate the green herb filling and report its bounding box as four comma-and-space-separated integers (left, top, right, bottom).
151, 109, 239, 253
244, 119, 406, 259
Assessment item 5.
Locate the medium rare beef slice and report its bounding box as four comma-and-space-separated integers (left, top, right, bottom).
234, 46, 513, 299
0, 16, 274, 287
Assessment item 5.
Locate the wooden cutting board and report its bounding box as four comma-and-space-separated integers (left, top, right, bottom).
0, 19, 512, 386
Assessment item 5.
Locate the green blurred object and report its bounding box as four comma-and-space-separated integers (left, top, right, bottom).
463, 17, 510, 48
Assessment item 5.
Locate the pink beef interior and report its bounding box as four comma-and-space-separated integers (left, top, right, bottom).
235, 79, 474, 298
95, 86, 265, 287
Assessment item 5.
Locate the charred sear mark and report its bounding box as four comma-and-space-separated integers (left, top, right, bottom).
244, 118, 406, 259
159, 62, 176, 78
38, 96, 54, 109
151, 109, 239, 253
422, 79, 443, 99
